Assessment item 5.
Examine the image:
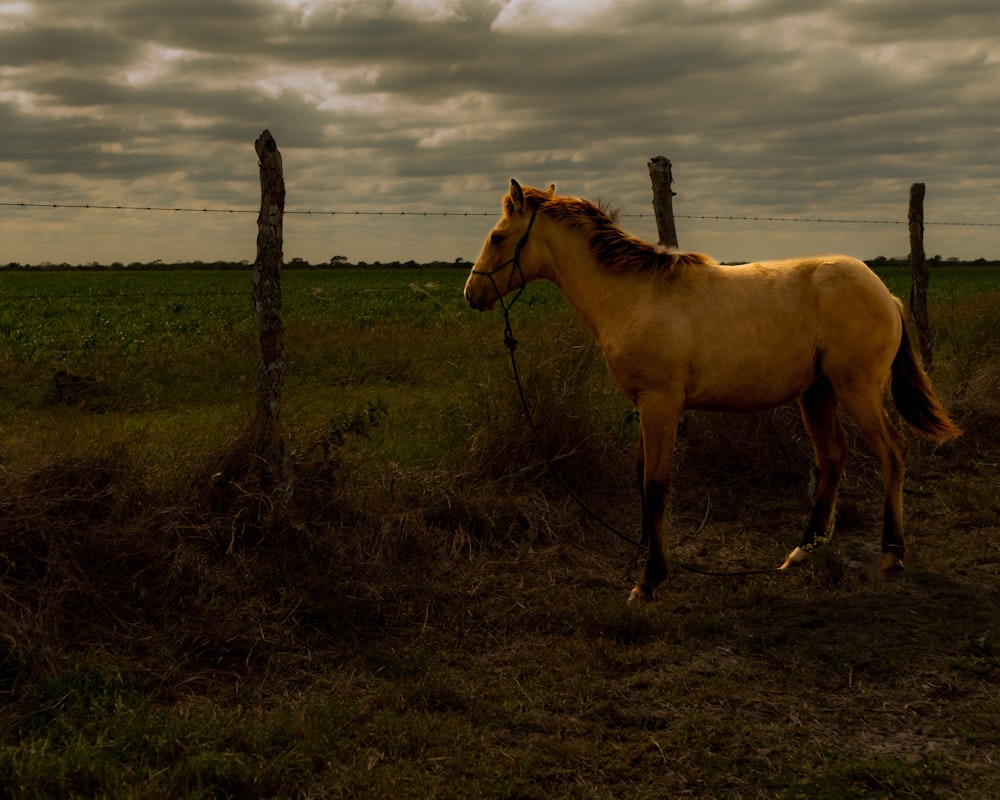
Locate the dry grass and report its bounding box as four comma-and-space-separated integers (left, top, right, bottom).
0, 305, 997, 797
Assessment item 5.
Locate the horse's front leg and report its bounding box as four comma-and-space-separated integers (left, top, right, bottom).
629, 401, 681, 603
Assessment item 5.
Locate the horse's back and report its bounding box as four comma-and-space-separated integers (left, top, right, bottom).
746, 255, 904, 386
716, 255, 886, 295
673, 255, 888, 328
707, 255, 899, 330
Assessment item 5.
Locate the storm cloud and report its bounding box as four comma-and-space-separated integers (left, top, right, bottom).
1, 0, 997, 264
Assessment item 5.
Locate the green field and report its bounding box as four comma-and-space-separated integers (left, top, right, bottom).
0, 267, 576, 471
0, 263, 993, 438
871, 263, 1000, 300
0, 265, 997, 798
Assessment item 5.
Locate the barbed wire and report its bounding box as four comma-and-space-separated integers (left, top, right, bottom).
672, 214, 995, 227
1, 201, 997, 227
0, 286, 441, 300
0, 201, 491, 217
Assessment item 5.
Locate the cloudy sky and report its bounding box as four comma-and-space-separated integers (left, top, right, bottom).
1, 0, 997, 266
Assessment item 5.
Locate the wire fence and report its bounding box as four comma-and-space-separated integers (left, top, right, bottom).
3, 200, 998, 227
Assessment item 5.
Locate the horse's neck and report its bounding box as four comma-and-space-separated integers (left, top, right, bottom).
545, 241, 639, 342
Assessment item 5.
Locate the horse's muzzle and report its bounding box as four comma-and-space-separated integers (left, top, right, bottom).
463, 279, 497, 311
465, 293, 495, 312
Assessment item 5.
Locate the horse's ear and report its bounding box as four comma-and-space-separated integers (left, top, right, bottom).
509, 179, 525, 213
545, 184, 555, 196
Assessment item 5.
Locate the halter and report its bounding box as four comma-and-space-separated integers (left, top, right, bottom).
469, 209, 538, 350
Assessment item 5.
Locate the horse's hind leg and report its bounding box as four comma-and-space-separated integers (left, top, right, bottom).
782, 378, 848, 570
839, 386, 908, 578
636, 433, 648, 547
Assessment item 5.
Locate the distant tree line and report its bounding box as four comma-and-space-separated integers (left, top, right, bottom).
1, 255, 997, 271
867, 255, 1000, 268
0, 257, 475, 271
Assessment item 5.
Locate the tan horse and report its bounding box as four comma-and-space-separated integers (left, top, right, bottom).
464, 180, 961, 602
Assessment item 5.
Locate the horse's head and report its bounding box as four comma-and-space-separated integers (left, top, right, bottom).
464, 179, 554, 311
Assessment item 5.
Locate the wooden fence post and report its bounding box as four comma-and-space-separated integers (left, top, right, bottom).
648, 156, 679, 250
908, 182, 933, 369
253, 129, 287, 483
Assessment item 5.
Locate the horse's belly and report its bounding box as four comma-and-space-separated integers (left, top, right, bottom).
684, 346, 818, 411
602, 304, 820, 411
685, 380, 808, 412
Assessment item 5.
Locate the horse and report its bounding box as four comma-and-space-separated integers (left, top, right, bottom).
464, 179, 961, 603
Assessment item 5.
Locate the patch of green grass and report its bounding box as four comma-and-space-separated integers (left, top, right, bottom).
950, 632, 1000, 678
871, 264, 1000, 302
2, 674, 366, 798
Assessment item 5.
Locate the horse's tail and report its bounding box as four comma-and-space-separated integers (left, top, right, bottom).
890, 314, 962, 441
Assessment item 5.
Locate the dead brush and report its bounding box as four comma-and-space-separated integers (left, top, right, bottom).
0, 441, 161, 685
191, 426, 294, 553
0, 423, 448, 701
458, 315, 633, 505
946, 338, 1000, 459
910, 293, 1000, 465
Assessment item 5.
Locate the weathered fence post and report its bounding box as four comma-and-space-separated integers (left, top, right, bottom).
648, 156, 679, 250
908, 182, 933, 369
253, 129, 287, 483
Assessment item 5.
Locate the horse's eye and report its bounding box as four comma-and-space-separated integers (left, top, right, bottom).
490, 233, 505, 247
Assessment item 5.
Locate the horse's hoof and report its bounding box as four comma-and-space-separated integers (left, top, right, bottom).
879, 552, 905, 579
779, 546, 810, 571
628, 585, 652, 604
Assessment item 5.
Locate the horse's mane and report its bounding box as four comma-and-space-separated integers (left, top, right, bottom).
520, 188, 714, 274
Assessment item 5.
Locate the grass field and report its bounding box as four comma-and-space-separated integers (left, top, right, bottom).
0, 265, 997, 798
